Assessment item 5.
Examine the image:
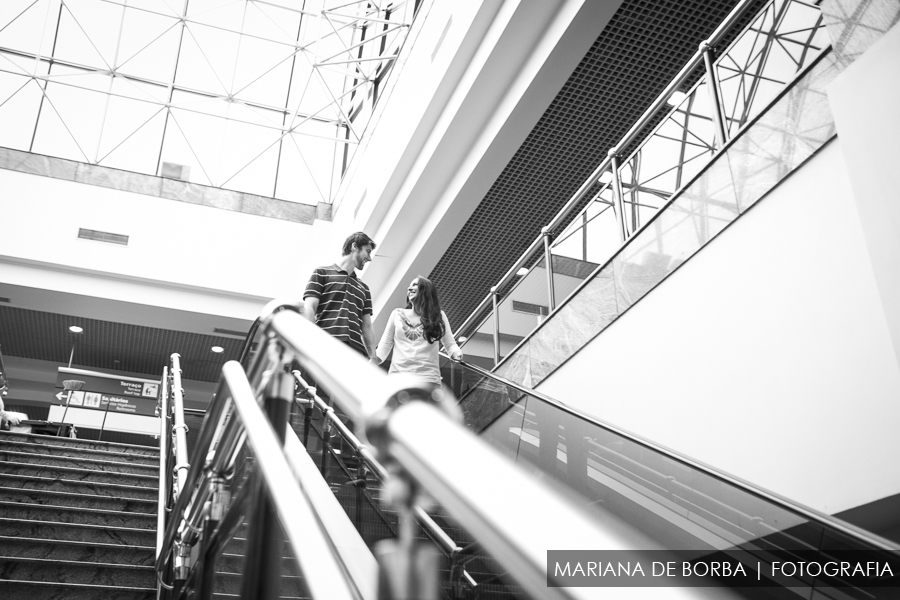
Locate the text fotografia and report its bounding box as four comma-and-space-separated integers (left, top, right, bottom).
546, 550, 900, 589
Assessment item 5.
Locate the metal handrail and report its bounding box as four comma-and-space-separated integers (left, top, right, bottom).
156, 357, 367, 599
266, 306, 642, 600
169, 354, 190, 497
291, 370, 466, 560
443, 355, 900, 553
155, 366, 170, 559
454, 0, 762, 341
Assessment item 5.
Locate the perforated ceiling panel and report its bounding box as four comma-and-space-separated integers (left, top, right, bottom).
0, 306, 245, 383
430, 0, 768, 328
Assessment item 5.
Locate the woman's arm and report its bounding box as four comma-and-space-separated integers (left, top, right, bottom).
374, 310, 397, 363
440, 311, 463, 361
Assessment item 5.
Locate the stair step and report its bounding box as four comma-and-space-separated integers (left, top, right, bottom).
0, 485, 156, 513
0, 500, 156, 529
0, 438, 159, 467
0, 579, 154, 600
1, 473, 159, 500
0, 449, 158, 475
0, 431, 158, 457
0, 555, 154, 587
0, 460, 159, 488
0, 535, 154, 565
0, 517, 156, 547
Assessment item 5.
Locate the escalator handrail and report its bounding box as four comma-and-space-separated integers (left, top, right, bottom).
444, 354, 900, 552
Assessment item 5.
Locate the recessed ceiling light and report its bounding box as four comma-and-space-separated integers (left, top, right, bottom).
516, 267, 529, 276
69, 325, 83, 333
666, 90, 687, 106
211, 346, 224, 353
599, 170, 613, 184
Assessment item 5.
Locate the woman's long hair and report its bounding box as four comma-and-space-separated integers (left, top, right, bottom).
407, 276, 444, 343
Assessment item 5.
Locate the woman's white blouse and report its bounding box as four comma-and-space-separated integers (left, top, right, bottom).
375, 309, 460, 384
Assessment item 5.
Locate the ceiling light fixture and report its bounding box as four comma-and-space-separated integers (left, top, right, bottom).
516, 268, 529, 276
211, 346, 224, 353
666, 90, 687, 106
69, 325, 83, 333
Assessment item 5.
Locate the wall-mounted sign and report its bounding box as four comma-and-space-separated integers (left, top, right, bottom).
54, 368, 160, 417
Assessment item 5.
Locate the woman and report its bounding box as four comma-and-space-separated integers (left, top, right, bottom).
373, 276, 462, 386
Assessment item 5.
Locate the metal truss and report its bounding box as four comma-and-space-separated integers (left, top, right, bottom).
0, 0, 415, 203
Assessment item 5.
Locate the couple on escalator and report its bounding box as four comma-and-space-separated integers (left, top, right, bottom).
301, 231, 463, 397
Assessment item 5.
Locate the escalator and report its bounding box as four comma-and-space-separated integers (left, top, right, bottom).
440, 355, 900, 598
156, 305, 898, 600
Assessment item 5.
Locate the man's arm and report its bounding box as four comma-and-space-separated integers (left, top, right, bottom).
303, 297, 319, 323
362, 313, 377, 360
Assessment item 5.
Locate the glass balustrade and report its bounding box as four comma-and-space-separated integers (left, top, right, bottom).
443, 358, 899, 598
456, 0, 833, 368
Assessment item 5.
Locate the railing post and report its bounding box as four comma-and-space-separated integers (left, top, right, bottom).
240, 358, 294, 600
321, 407, 334, 476
700, 39, 728, 148
542, 226, 556, 312
491, 286, 500, 366
609, 149, 628, 242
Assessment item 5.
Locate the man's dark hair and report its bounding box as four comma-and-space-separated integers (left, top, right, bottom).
342, 232, 376, 255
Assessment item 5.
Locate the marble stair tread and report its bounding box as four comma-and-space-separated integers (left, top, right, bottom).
0, 534, 154, 565
0, 448, 159, 475
0, 517, 156, 546
0, 438, 159, 467
0, 499, 157, 529
0, 579, 155, 600
0, 555, 155, 587
0, 485, 156, 513
1, 472, 159, 500
0, 431, 159, 457
0, 460, 159, 488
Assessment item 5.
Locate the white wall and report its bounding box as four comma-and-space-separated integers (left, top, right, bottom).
537, 140, 900, 515
828, 19, 900, 374
0, 167, 334, 320
332, 0, 623, 332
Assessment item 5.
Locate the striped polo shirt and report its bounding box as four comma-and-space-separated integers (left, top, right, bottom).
303, 264, 372, 356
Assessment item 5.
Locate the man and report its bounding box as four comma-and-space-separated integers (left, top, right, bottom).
303, 232, 377, 359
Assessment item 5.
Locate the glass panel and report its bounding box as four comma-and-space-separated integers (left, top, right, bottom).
618, 76, 717, 239
458, 304, 496, 371
0, 0, 416, 203
495, 247, 551, 365
442, 360, 898, 596
716, 0, 830, 137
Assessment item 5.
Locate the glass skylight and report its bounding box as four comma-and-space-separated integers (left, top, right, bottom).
0, 0, 415, 204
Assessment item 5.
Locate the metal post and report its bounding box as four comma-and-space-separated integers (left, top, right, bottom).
491, 287, 500, 366
321, 407, 334, 476
542, 226, 556, 312
240, 363, 294, 600
701, 40, 728, 149
170, 355, 190, 497
609, 149, 628, 242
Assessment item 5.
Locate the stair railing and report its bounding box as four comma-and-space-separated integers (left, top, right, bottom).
242, 299, 641, 600
291, 370, 479, 595
455, 0, 831, 365
155, 353, 193, 595
156, 338, 366, 599
158, 298, 648, 600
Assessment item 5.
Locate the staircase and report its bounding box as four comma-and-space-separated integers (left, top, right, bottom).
0, 430, 158, 599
